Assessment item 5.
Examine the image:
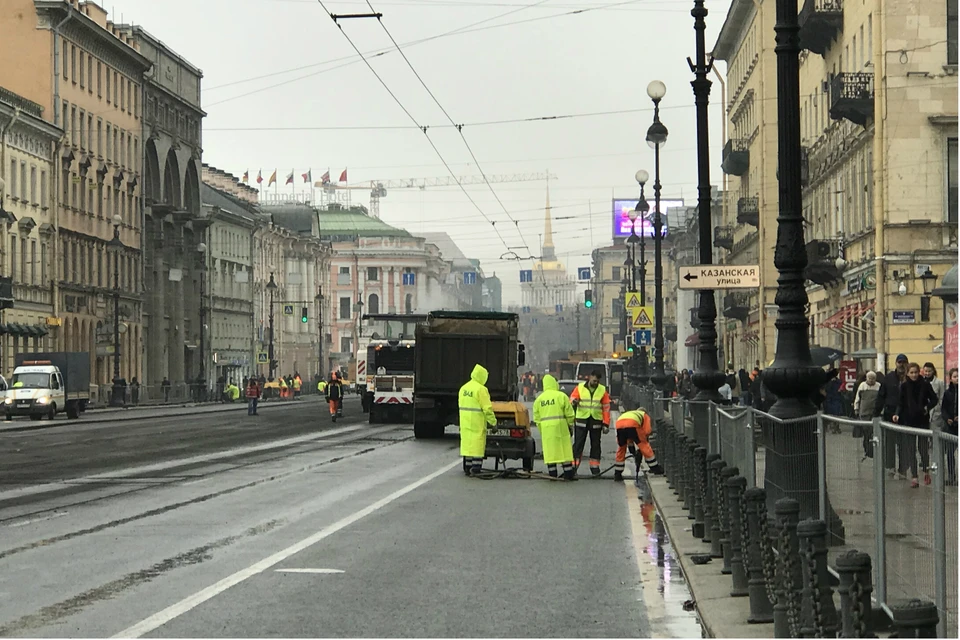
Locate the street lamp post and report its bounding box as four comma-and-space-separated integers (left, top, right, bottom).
197, 242, 207, 402
646, 81, 669, 390
108, 214, 125, 407
315, 286, 324, 379
689, 0, 725, 432
633, 170, 651, 386
266, 273, 278, 380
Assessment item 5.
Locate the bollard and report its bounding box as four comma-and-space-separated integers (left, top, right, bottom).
708, 458, 726, 557
718, 465, 739, 572
666, 425, 678, 490
685, 440, 698, 519
889, 599, 939, 638
774, 498, 803, 639
703, 452, 721, 544
797, 519, 839, 637
725, 475, 749, 597
836, 550, 876, 638
676, 434, 689, 501
693, 447, 707, 537
743, 487, 775, 624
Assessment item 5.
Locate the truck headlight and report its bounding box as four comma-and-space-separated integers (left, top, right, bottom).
36, 396, 49, 405
3, 398, 12, 405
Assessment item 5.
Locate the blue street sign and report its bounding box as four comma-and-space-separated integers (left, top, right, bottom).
402, 273, 416, 286
520, 269, 533, 283
522, 306, 531, 313
532, 318, 538, 325
464, 271, 477, 285
578, 267, 591, 281
634, 329, 652, 347
555, 304, 563, 314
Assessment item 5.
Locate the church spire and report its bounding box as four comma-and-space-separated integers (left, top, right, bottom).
541, 179, 556, 261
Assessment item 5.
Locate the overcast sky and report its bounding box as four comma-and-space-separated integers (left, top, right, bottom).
112, 0, 732, 304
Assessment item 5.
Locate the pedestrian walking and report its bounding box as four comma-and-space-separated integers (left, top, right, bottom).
942, 368, 958, 484
613, 408, 663, 483
923, 362, 945, 432
246, 378, 261, 416
458, 364, 497, 476
892, 362, 938, 487
161, 376, 171, 403
876, 354, 909, 475
130, 377, 140, 405
334, 371, 344, 416
854, 371, 882, 458
569, 369, 611, 477
532, 374, 576, 480
324, 374, 343, 422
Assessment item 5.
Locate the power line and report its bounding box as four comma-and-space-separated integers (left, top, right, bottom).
314, 0, 516, 256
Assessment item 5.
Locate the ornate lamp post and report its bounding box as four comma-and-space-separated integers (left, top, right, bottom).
108, 213, 125, 407
645, 81, 669, 390
197, 241, 207, 402
266, 273, 278, 380
633, 169, 651, 385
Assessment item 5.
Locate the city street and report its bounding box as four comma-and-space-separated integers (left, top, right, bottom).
0, 399, 697, 638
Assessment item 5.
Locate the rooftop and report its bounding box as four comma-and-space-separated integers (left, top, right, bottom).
420, 232, 473, 268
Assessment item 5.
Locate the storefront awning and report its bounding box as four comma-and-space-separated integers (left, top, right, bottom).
684, 333, 700, 347
819, 301, 876, 330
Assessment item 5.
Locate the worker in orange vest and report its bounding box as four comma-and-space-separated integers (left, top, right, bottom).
613, 408, 664, 482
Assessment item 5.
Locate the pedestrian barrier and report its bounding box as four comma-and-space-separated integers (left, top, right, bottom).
651, 397, 956, 638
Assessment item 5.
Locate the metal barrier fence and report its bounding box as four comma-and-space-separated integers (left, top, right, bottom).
651, 397, 957, 638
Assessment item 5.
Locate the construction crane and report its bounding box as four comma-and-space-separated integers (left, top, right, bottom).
317, 172, 556, 217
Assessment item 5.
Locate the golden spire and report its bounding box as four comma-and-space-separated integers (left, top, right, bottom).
541, 177, 556, 261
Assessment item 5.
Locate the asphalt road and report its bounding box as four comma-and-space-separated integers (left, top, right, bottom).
0, 400, 700, 638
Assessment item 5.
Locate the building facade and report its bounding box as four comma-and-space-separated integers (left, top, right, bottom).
521, 188, 577, 312
420, 232, 485, 311
126, 24, 205, 392
0, 87, 62, 373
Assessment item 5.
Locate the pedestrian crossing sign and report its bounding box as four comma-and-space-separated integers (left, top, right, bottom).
631, 306, 654, 328
624, 291, 642, 309
257, 352, 268, 363
282, 304, 294, 316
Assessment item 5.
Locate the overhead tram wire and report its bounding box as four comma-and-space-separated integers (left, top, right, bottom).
314, 0, 513, 254
363, 0, 541, 254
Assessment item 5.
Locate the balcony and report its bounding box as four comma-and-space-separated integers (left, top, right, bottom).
830, 73, 874, 126
721, 139, 750, 176
804, 239, 844, 286
713, 226, 734, 251
737, 196, 760, 227
798, 0, 843, 55
800, 146, 810, 188
689, 306, 701, 329
722, 292, 751, 323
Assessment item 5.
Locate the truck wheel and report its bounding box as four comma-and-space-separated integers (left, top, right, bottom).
522, 439, 536, 471
48, 405, 56, 420
66, 403, 80, 419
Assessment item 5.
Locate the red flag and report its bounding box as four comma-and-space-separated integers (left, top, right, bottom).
285, 170, 294, 185
256, 170, 263, 184
339, 169, 347, 183
242, 170, 249, 183
302, 169, 312, 184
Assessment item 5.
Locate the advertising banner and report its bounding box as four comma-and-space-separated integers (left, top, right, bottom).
839, 359, 858, 393
612, 199, 684, 239
946, 302, 958, 373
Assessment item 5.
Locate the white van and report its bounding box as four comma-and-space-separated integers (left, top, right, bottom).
4, 363, 65, 420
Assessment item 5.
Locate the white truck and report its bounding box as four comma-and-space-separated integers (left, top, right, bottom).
356, 313, 426, 422
5, 352, 92, 420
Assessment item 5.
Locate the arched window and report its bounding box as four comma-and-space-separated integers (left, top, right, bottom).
368, 293, 380, 315
405, 293, 413, 314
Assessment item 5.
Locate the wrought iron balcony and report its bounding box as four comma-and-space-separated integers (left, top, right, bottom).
804, 239, 844, 286
737, 196, 760, 227
722, 292, 751, 323
800, 146, 810, 188
829, 73, 874, 126
713, 226, 735, 251
798, 0, 843, 55
721, 139, 750, 176
689, 306, 701, 329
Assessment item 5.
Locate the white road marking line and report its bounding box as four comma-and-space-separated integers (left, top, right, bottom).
4, 511, 69, 528
625, 482, 669, 639
112, 458, 461, 639
274, 568, 344, 574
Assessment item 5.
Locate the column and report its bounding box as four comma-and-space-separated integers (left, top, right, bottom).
168, 238, 185, 389
148, 223, 165, 384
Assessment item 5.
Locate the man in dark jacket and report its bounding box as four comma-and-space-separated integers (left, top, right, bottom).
875, 354, 908, 473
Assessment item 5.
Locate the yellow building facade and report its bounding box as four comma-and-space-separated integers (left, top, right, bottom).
715, 0, 958, 374
0, 0, 150, 396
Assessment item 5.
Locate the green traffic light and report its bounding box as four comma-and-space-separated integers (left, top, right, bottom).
584, 300, 593, 308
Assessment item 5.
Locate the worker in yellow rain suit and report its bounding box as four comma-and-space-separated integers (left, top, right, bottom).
613, 408, 664, 482
459, 364, 497, 476
533, 374, 577, 480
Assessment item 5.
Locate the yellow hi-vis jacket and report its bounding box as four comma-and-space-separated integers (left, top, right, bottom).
533, 374, 575, 465
293, 377, 302, 390
573, 382, 609, 423
458, 364, 497, 458
318, 380, 327, 393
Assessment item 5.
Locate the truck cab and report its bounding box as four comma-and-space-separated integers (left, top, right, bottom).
5, 363, 66, 421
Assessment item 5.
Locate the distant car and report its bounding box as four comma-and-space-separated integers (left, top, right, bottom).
558, 379, 578, 396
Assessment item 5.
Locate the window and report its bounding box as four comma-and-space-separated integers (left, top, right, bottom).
70, 106, 77, 146
9, 160, 15, 199
97, 119, 102, 157
20, 162, 26, 203
106, 124, 111, 160
113, 71, 118, 106
867, 14, 873, 65
611, 266, 621, 282
106, 70, 111, 104
97, 61, 102, 97
40, 170, 47, 209
30, 166, 36, 204
9, 235, 15, 281
340, 337, 352, 354
337, 266, 350, 286
948, 138, 958, 223
70, 45, 76, 83
79, 50, 85, 88
30, 240, 36, 285
62, 38, 68, 79
368, 293, 380, 314
41, 242, 47, 286
950, 0, 959, 65
87, 56, 92, 94
339, 296, 351, 319
366, 266, 379, 281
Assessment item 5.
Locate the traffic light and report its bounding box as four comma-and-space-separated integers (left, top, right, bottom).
301, 306, 309, 323
584, 289, 593, 308
625, 334, 635, 353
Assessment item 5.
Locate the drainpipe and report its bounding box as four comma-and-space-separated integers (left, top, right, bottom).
49, 10, 73, 348
0, 108, 22, 368
873, 0, 887, 372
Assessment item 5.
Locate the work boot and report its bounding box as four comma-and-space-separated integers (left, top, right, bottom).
470, 466, 483, 477
548, 468, 558, 478
562, 469, 578, 481
590, 466, 601, 477
614, 470, 624, 483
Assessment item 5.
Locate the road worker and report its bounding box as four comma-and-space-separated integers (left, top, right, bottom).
279, 376, 289, 399
334, 371, 344, 416
317, 378, 327, 395
613, 408, 664, 482
325, 373, 343, 422
459, 364, 497, 476
292, 374, 302, 399
569, 369, 611, 476
533, 374, 577, 480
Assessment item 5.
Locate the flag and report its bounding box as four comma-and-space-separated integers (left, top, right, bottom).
339, 169, 347, 183
302, 169, 312, 184
256, 170, 263, 184
268, 170, 277, 187
320, 170, 330, 185
242, 170, 249, 183
285, 170, 294, 185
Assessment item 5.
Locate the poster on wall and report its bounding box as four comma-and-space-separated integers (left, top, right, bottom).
945, 302, 958, 373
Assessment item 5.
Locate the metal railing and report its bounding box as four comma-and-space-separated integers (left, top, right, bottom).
645, 396, 956, 638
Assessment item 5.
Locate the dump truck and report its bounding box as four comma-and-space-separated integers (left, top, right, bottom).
6, 352, 91, 420
413, 311, 533, 468
366, 337, 416, 424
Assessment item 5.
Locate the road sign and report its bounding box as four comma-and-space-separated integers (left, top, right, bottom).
624, 291, 642, 309
257, 352, 268, 364
402, 273, 416, 286
634, 329, 652, 346
577, 267, 591, 281
555, 304, 563, 314
282, 304, 295, 316
631, 306, 654, 328
520, 269, 533, 283
464, 271, 477, 285
678, 265, 761, 290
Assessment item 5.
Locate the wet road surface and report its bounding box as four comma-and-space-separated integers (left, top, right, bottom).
0, 401, 701, 637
